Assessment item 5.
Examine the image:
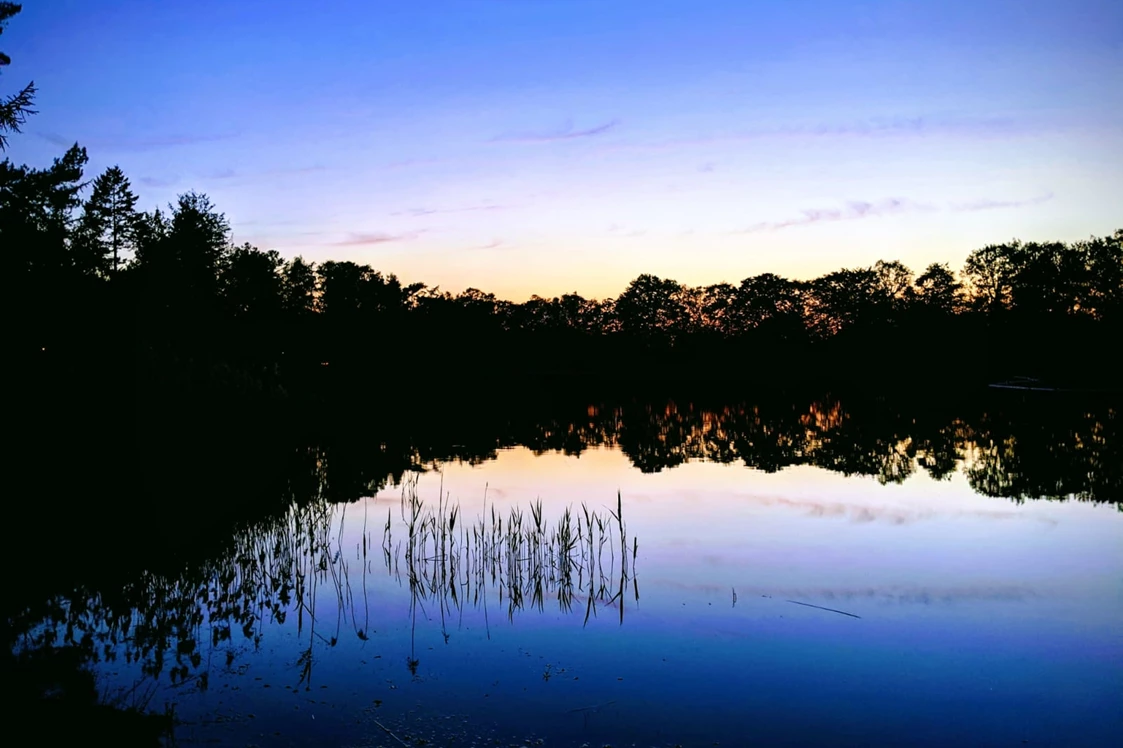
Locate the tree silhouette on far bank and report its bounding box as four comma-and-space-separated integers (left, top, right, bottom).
3, 132, 1120, 395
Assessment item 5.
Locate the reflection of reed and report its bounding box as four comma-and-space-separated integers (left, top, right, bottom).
14, 480, 640, 701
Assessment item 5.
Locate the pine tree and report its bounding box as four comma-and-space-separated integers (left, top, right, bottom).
75, 166, 140, 277
0, 3, 37, 150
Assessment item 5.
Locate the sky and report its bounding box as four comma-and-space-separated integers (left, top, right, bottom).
4, 0, 1122, 300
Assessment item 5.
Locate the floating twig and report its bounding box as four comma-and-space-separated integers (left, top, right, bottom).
372, 719, 410, 747
786, 599, 861, 619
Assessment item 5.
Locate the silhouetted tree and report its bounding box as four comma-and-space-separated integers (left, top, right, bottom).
73, 166, 139, 277
699, 282, 737, 335
2, 144, 87, 281
317, 260, 370, 319
1076, 230, 1123, 322
281, 256, 318, 318
873, 259, 915, 324
615, 274, 690, 341
0, 2, 36, 150
134, 192, 230, 312
963, 242, 1018, 314
805, 267, 880, 337
223, 243, 283, 320
729, 273, 806, 338
915, 262, 962, 314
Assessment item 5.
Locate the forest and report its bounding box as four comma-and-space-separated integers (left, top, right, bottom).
7, 141, 1122, 398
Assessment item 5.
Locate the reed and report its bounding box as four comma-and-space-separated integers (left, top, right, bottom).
13, 476, 640, 700
386, 479, 637, 626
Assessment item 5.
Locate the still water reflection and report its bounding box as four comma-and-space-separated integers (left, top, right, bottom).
14, 397, 1123, 746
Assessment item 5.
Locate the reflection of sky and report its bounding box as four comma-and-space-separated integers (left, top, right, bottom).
108, 447, 1121, 746
378, 448, 1121, 627
8, 1, 1123, 299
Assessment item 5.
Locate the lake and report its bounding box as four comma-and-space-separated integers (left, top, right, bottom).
13, 394, 1122, 746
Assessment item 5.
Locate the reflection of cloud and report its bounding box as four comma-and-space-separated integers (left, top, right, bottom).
671, 492, 1056, 526
655, 580, 1039, 605
760, 494, 1055, 526
493, 119, 620, 143
738, 198, 925, 233
950, 192, 1054, 212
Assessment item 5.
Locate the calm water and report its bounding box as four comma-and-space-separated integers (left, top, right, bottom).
18, 397, 1123, 746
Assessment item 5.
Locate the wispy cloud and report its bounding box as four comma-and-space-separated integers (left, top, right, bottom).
605, 114, 1040, 155
391, 203, 508, 218
381, 157, 450, 170
39, 131, 236, 151
38, 132, 81, 148
472, 239, 504, 250
608, 224, 648, 237
331, 230, 425, 247
492, 119, 620, 143
740, 189, 1056, 233
204, 164, 329, 182
950, 192, 1054, 212
738, 197, 925, 233
138, 175, 179, 188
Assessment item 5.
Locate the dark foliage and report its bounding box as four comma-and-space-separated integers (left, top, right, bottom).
5, 148, 1120, 397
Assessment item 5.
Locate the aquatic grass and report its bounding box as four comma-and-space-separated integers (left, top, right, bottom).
12, 477, 640, 710
386, 478, 637, 626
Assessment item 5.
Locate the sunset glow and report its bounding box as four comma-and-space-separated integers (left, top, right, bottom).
7, 0, 1121, 298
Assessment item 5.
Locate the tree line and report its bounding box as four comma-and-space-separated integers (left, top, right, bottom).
3, 3, 1120, 392
6, 146, 1120, 389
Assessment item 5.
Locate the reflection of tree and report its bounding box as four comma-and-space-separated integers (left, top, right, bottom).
333, 395, 1119, 505
964, 408, 1120, 503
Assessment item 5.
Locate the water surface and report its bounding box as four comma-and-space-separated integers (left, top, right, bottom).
19, 397, 1123, 746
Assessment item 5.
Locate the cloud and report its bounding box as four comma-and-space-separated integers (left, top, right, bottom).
138, 175, 179, 188
204, 164, 329, 182
739, 191, 1055, 233
38, 132, 80, 148
739, 197, 925, 233
603, 115, 1038, 155
608, 224, 648, 237
950, 192, 1054, 212
492, 119, 620, 143
473, 239, 504, 250
381, 157, 449, 170
331, 230, 424, 247
39, 131, 236, 151
698, 162, 717, 173
391, 203, 508, 218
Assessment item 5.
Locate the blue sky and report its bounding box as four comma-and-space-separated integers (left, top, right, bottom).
5, 0, 1121, 299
